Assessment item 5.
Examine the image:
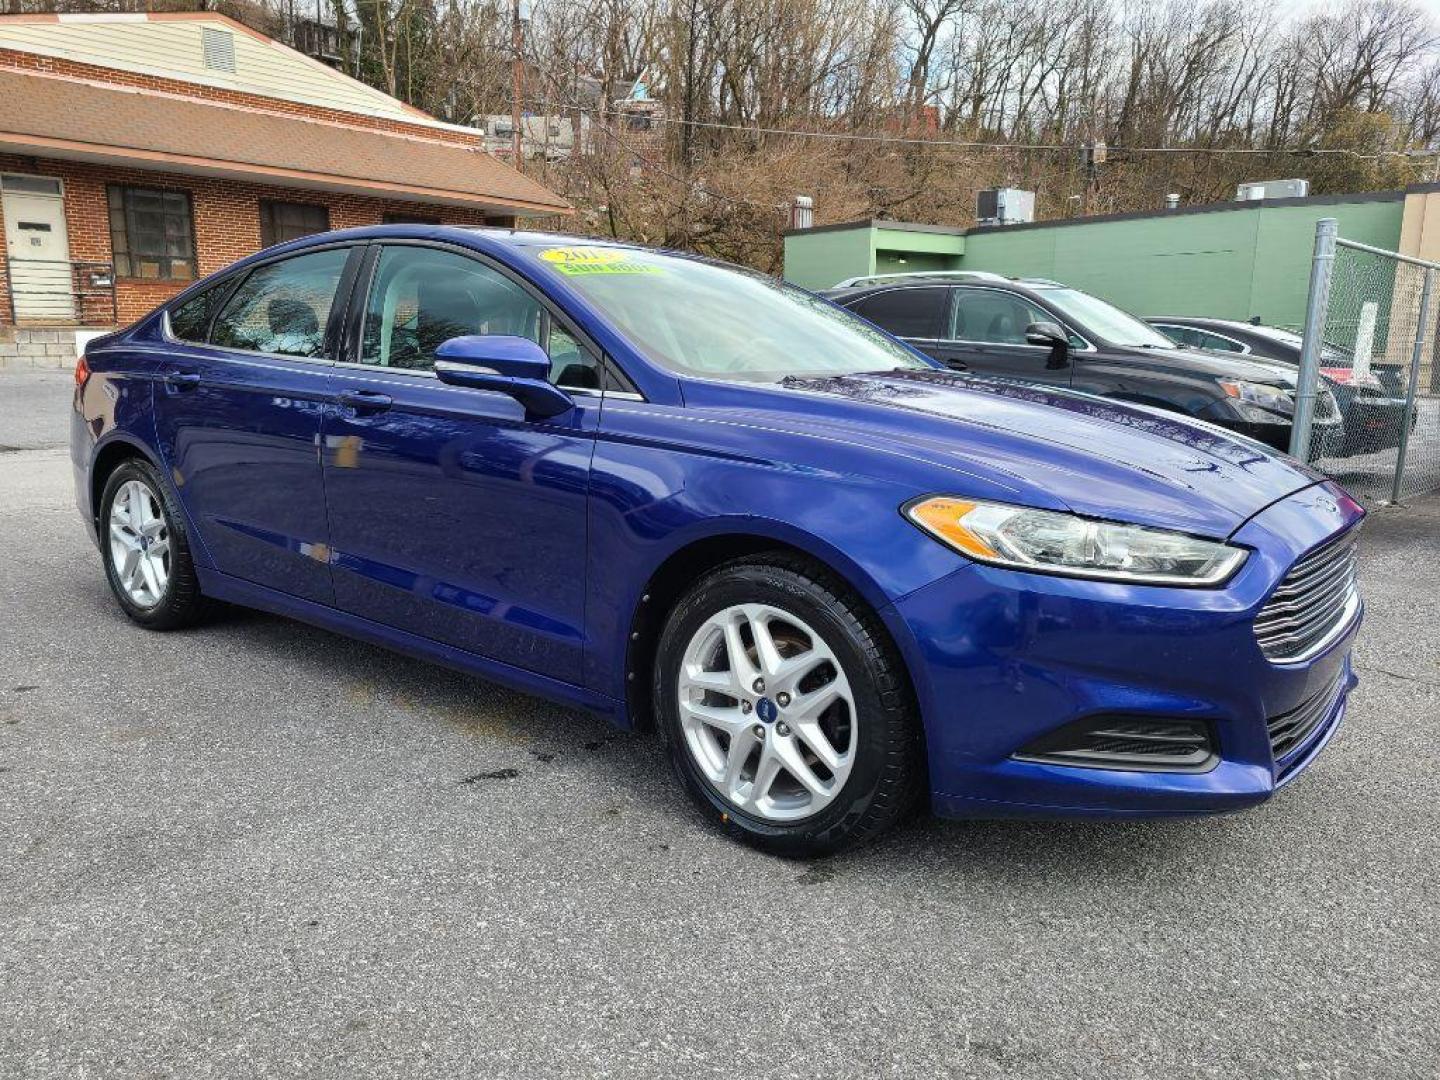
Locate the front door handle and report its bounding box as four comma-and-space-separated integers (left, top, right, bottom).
163, 370, 201, 391
338, 390, 394, 415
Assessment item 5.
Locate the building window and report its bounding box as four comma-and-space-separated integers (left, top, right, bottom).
382, 211, 442, 226
107, 186, 197, 281
260, 200, 331, 247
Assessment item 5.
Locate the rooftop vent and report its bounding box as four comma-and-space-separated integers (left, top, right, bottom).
202, 27, 237, 73
1236, 179, 1309, 202
976, 188, 1035, 227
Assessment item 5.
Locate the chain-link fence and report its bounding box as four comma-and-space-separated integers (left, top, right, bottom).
1292, 220, 1439, 505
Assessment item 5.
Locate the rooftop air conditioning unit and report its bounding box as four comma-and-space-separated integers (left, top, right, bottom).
1236, 179, 1310, 202
976, 188, 1035, 226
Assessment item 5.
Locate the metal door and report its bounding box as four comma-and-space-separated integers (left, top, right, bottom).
2, 174, 75, 321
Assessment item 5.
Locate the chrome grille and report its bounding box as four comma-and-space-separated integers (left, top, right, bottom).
1267, 670, 1345, 764
1253, 528, 1360, 662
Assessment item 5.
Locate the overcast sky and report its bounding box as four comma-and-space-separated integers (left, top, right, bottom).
1280, 0, 1440, 16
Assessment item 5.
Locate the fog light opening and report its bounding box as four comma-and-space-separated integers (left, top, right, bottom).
1014, 716, 1217, 773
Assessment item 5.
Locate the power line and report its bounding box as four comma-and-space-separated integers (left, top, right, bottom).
518, 48, 772, 211
526, 97, 1435, 162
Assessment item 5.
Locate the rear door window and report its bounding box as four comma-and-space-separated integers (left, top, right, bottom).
850, 287, 947, 339
210, 247, 350, 358
1153, 324, 1201, 347
1198, 331, 1245, 352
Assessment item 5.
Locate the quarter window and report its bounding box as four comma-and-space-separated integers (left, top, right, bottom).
850, 287, 947, 339
210, 247, 349, 358
260, 201, 331, 247
107, 186, 196, 281
168, 279, 233, 343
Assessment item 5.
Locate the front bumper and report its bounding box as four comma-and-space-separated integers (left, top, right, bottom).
1217, 414, 1346, 457
886, 481, 1364, 819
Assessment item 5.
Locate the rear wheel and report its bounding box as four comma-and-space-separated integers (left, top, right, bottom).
99, 459, 206, 630
654, 555, 923, 856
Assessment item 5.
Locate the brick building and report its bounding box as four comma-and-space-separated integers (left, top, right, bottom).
0, 11, 569, 366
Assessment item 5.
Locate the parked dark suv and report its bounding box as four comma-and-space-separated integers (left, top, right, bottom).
823, 273, 1343, 455
1147, 316, 1410, 455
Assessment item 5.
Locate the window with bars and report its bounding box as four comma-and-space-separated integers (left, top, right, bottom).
260, 201, 331, 247
107, 186, 197, 281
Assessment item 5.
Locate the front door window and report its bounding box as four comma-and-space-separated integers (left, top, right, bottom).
358, 245, 603, 388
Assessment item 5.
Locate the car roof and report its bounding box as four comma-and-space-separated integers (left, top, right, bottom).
823, 275, 1068, 304
1149, 316, 1258, 332
831, 270, 1010, 288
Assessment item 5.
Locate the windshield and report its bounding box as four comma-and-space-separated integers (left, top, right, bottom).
1036, 287, 1179, 349
533, 245, 933, 382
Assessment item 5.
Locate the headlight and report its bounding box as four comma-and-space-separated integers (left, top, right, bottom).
905, 497, 1248, 586
1219, 379, 1294, 421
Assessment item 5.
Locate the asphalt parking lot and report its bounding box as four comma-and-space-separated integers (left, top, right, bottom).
2, 368, 1438, 1079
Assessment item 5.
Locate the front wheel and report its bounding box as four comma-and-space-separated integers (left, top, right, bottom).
654, 555, 923, 857
99, 458, 206, 630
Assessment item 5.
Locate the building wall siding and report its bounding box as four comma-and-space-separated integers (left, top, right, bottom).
784, 198, 1411, 328
0, 48, 478, 146
782, 228, 878, 290
960, 198, 1407, 328
0, 16, 419, 123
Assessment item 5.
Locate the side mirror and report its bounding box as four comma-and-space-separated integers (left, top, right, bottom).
434, 335, 572, 418
1024, 321, 1069, 348
1025, 321, 1071, 370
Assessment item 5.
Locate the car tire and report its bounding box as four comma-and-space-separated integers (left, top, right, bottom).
654, 554, 923, 857
99, 458, 207, 630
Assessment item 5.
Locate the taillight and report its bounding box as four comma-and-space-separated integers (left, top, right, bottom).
1320, 366, 1382, 390
74, 354, 90, 387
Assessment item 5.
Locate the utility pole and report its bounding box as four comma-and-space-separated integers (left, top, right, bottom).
681, 0, 698, 172
511, 0, 524, 172
1080, 140, 1105, 217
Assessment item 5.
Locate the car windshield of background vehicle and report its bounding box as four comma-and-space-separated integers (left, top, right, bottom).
1037, 288, 1178, 349
542, 247, 933, 382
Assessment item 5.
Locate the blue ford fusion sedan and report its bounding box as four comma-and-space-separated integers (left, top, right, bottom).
71, 226, 1363, 855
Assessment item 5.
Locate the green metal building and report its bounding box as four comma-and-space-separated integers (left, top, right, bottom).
783, 187, 1438, 328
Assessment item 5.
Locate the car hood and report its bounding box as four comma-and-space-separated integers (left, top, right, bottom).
1117, 344, 1299, 385
685, 369, 1325, 538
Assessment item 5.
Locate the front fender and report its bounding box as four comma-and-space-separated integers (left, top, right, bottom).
582, 405, 969, 702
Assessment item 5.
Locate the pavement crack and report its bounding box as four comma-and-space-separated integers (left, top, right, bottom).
458, 768, 521, 783
1357, 664, 1440, 687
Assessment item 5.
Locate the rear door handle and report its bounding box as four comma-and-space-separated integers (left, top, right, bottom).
163, 370, 201, 390
338, 390, 394, 415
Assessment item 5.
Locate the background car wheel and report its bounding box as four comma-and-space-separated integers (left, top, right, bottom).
99, 458, 206, 630
654, 554, 923, 857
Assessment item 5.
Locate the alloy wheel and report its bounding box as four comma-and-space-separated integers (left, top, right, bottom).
676, 602, 857, 822
108, 479, 171, 609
